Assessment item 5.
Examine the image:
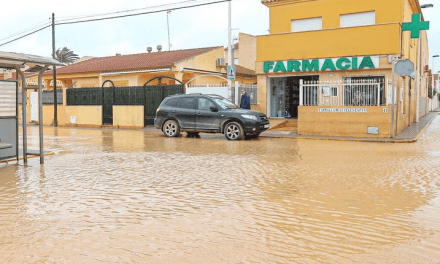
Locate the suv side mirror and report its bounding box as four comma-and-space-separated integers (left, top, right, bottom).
210, 106, 218, 112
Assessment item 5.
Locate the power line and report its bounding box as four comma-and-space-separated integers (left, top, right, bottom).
0, 0, 231, 47
56, 0, 203, 23
0, 25, 51, 47
0, 19, 51, 42
55, 0, 231, 26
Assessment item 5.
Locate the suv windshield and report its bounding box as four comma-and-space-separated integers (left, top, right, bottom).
212, 97, 238, 110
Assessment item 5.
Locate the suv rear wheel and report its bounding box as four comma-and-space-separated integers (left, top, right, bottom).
224, 122, 244, 141
163, 120, 180, 137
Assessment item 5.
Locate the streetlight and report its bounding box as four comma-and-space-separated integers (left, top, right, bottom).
421, 4, 434, 8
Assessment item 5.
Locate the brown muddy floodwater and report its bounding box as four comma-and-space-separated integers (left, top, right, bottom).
1, 118, 440, 263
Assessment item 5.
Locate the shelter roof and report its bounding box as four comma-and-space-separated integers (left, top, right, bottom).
46, 47, 222, 75
0, 51, 63, 69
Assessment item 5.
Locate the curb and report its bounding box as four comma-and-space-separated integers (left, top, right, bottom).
261, 113, 438, 143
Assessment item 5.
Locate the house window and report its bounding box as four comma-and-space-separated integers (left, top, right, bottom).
340, 11, 375, 28
291, 17, 322, 33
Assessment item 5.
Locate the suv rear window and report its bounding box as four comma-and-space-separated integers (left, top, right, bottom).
164, 97, 180, 107
178, 97, 196, 109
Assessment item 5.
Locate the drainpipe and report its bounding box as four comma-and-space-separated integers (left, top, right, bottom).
16, 67, 27, 164
416, 37, 420, 123
391, 59, 396, 138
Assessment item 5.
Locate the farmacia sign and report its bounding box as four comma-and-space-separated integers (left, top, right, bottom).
264, 56, 379, 73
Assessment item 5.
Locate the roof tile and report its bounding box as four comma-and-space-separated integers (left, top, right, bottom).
50, 47, 221, 75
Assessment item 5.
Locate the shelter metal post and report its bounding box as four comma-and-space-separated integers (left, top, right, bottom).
16, 80, 19, 162
38, 65, 49, 164
16, 67, 28, 164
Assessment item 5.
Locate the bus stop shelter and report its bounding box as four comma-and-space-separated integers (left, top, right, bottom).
0, 51, 63, 164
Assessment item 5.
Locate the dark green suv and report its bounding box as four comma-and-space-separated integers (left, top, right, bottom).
154, 94, 270, 140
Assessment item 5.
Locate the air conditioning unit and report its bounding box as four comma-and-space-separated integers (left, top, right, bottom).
216, 58, 225, 67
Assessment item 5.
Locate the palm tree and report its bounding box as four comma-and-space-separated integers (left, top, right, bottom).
55, 47, 80, 64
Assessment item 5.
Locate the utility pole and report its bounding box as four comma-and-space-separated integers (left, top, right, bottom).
167, 10, 172, 51
52, 13, 58, 127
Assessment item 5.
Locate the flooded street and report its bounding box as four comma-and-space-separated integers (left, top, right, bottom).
1, 118, 440, 263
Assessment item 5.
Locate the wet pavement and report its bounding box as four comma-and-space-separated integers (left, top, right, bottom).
1, 117, 440, 263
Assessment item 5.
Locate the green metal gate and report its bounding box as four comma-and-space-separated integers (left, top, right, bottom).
66, 84, 183, 126
144, 84, 182, 125
102, 87, 114, 125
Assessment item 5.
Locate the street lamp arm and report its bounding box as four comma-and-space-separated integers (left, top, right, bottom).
421, 4, 434, 8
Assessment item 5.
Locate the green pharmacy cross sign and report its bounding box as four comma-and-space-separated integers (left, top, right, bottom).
403, 13, 429, 39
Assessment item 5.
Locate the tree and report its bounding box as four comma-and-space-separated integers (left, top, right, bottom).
55, 47, 79, 64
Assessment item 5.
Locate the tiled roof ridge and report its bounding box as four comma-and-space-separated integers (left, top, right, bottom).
171, 46, 223, 65
93, 46, 222, 60
236, 64, 253, 71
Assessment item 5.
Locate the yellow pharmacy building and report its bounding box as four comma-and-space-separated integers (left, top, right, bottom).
257, 0, 432, 138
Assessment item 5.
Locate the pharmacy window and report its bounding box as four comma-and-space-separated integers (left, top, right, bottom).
291, 17, 322, 33
340, 11, 375, 28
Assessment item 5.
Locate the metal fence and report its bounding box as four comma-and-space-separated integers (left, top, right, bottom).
300, 79, 386, 106
185, 83, 258, 105
186, 83, 232, 102
42, 90, 63, 104
67, 88, 102, 105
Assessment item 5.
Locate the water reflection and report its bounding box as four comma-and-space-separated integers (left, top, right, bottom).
1, 119, 440, 263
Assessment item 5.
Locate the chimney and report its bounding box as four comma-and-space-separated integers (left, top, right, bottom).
157, 45, 162, 52
116, 53, 121, 56
147, 47, 153, 53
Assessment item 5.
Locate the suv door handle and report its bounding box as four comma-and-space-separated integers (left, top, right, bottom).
197, 113, 202, 116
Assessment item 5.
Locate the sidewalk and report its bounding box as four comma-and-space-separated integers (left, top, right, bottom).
261, 110, 440, 143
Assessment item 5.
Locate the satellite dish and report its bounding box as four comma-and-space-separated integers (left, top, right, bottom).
395, 59, 415, 78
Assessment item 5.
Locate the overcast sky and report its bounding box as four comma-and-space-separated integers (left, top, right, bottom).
1, 0, 439, 72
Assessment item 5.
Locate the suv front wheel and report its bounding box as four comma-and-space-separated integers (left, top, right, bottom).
163, 120, 180, 137
224, 122, 244, 141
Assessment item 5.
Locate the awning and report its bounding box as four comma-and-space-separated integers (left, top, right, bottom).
100, 68, 172, 76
